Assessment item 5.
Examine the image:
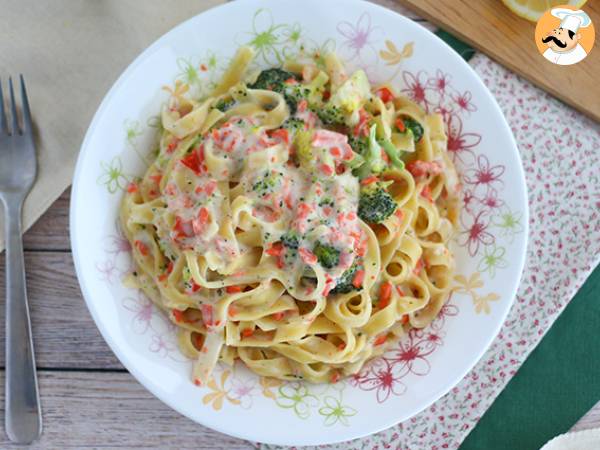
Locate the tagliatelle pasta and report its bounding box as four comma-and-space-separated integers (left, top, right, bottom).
120, 46, 461, 385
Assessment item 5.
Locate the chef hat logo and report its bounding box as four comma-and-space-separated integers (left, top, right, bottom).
551, 8, 592, 33
534, 4, 595, 66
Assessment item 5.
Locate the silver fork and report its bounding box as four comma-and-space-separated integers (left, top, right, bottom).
0, 76, 42, 444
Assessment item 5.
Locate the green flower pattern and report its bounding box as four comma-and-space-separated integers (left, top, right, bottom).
274, 382, 319, 419
477, 244, 509, 278
492, 208, 524, 242
97, 156, 129, 194
318, 396, 357, 426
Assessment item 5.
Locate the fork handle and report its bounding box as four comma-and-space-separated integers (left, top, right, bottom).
3, 196, 42, 444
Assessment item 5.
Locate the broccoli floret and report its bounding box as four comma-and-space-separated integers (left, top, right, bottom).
397, 116, 424, 143
313, 242, 340, 269
347, 134, 368, 155
330, 262, 363, 294
280, 231, 300, 250
316, 104, 345, 126
282, 118, 306, 133
215, 97, 235, 112
358, 182, 397, 224
286, 71, 329, 110
252, 171, 278, 195
248, 68, 301, 113
353, 124, 387, 179
248, 68, 299, 92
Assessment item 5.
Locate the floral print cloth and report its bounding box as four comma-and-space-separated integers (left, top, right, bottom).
260, 53, 600, 450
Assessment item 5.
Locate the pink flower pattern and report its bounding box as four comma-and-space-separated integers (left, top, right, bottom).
336, 12, 384, 68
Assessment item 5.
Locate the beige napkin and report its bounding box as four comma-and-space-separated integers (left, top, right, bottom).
0, 0, 225, 251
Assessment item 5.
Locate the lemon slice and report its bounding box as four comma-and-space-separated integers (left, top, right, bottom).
502, 0, 588, 22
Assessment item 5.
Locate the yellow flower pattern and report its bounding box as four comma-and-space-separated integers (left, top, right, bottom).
202, 370, 241, 411
453, 272, 500, 315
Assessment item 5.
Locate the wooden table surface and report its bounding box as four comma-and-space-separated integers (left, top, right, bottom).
0, 1, 598, 448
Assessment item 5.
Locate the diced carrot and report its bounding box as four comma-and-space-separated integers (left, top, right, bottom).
167, 138, 180, 153
180, 151, 202, 175
346, 211, 357, 221
228, 305, 238, 317
265, 242, 284, 257
297, 202, 313, 219
320, 163, 334, 176
356, 239, 368, 257
401, 314, 409, 324
353, 108, 370, 137
134, 240, 149, 256
297, 99, 308, 113
379, 282, 392, 308
126, 182, 138, 193
406, 160, 443, 179
194, 333, 205, 349
172, 309, 185, 323
158, 273, 168, 282
330, 146, 342, 158
204, 180, 217, 196
414, 258, 424, 276
338, 342, 346, 351
284, 192, 294, 210
174, 216, 191, 238
272, 311, 285, 321
149, 173, 162, 184
299, 248, 318, 265
198, 207, 210, 224
395, 117, 406, 133
352, 270, 365, 288
330, 371, 341, 383
361, 175, 379, 186
374, 334, 387, 346
376, 87, 394, 103
194, 378, 202, 386
395, 209, 404, 220
421, 185, 433, 203
166, 261, 174, 274
241, 328, 254, 338
268, 128, 290, 145
226, 285, 242, 294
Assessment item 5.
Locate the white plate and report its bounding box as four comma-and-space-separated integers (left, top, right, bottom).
70, 0, 528, 445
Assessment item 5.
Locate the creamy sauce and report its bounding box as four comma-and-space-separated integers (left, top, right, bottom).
160, 116, 362, 286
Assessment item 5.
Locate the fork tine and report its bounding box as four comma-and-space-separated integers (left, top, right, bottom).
8, 77, 19, 135
19, 75, 32, 134
0, 78, 7, 134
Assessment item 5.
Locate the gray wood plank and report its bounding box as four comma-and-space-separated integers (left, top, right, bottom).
23, 189, 71, 252
0, 370, 252, 449
0, 252, 122, 369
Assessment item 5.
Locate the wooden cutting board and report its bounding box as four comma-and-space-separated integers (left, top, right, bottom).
396, 0, 600, 123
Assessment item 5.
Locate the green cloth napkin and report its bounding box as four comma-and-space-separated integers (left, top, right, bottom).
460, 265, 600, 449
